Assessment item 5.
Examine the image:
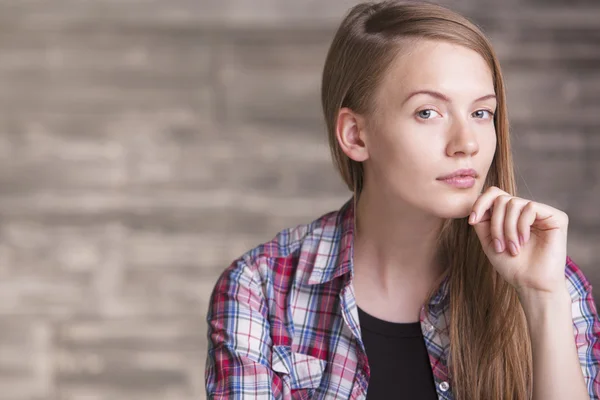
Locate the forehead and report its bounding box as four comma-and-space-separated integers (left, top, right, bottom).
380, 39, 495, 100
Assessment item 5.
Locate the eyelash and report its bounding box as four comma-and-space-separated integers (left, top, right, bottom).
416, 109, 495, 120
472, 109, 495, 119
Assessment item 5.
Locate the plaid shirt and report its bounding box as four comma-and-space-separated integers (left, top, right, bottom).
206, 198, 600, 399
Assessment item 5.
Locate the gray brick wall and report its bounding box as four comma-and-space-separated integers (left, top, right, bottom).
0, 0, 598, 398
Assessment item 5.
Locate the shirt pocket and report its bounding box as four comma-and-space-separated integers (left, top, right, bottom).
271, 345, 326, 397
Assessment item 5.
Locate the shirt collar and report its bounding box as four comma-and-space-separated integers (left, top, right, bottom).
305, 196, 450, 309
429, 270, 450, 308
306, 197, 355, 285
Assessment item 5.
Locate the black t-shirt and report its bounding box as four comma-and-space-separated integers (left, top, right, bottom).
357, 306, 438, 400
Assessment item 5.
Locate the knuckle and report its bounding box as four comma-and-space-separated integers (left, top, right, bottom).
491, 186, 507, 195
491, 220, 504, 236
506, 197, 520, 209
507, 196, 519, 204
493, 194, 511, 206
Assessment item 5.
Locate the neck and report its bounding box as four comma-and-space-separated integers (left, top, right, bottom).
353, 187, 446, 293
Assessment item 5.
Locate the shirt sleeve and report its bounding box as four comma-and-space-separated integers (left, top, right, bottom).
205, 257, 283, 399
567, 256, 600, 399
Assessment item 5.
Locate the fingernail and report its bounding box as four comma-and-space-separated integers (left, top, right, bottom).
494, 239, 504, 253
469, 212, 476, 224
519, 235, 524, 247
508, 241, 519, 256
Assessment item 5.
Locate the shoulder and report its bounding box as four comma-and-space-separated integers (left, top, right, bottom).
212, 206, 343, 295
565, 255, 594, 300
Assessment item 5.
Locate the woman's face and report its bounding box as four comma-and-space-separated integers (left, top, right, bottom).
361, 39, 498, 219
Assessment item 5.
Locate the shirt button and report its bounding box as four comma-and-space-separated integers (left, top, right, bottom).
439, 381, 450, 392
424, 322, 435, 332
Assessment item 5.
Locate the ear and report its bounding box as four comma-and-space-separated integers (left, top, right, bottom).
335, 107, 370, 162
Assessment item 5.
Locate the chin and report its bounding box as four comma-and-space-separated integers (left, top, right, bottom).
436, 211, 471, 220
431, 203, 473, 220
402, 188, 478, 220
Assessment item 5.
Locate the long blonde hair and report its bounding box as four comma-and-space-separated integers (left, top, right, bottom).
321, 1, 533, 399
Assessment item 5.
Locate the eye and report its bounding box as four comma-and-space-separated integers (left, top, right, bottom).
417, 109, 441, 119
472, 109, 494, 119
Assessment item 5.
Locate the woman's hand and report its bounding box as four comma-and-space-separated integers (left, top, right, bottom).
468, 186, 569, 295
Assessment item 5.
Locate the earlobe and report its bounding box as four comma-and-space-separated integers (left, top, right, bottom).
335, 108, 369, 162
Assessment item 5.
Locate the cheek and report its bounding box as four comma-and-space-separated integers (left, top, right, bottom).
385, 138, 436, 178
482, 130, 498, 157
477, 131, 497, 178
367, 120, 441, 176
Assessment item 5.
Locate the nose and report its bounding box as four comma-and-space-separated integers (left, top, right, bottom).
445, 118, 479, 157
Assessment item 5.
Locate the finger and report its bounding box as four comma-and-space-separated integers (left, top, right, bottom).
518, 202, 565, 244
526, 202, 564, 231
517, 201, 536, 245
490, 195, 512, 253
478, 208, 492, 224
504, 198, 528, 256
469, 186, 506, 224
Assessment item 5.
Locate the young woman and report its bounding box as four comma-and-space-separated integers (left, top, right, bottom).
205, 1, 600, 399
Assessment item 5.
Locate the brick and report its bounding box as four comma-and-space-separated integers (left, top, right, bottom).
0, 122, 336, 195
568, 231, 600, 290
215, 0, 360, 26
206, 151, 344, 195
0, 29, 212, 78
219, 36, 329, 132
488, 8, 600, 72
508, 7, 600, 29
504, 70, 600, 125
0, 116, 128, 192
100, 227, 280, 316
571, 184, 600, 227
512, 128, 587, 154
127, 231, 254, 273
197, 129, 338, 192
589, 132, 600, 151
0, 0, 216, 28
0, 29, 213, 113
0, 107, 213, 192
513, 155, 586, 212
1, 67, 211, 116
0, 28, 215, 193
0, 189, 350, 228
524, 0, 598, 5
118, 267, 216, 317
0, 318, 53, 400
0, 221, 125, 317
55, 318, 205, 400
0, 122, 341, 194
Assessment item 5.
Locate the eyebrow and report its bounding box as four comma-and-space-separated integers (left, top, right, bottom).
402, 90, 497, 106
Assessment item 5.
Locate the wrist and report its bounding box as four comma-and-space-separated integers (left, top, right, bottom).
516, 277, 569, 304
517, 286, 571, 324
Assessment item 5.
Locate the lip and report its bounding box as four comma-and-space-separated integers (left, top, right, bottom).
437, 168, 478, 180
437, 168, 478, 189
438, 176, 476, 188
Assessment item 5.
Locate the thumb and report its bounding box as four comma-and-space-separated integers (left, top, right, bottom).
471, 209, 494, 251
